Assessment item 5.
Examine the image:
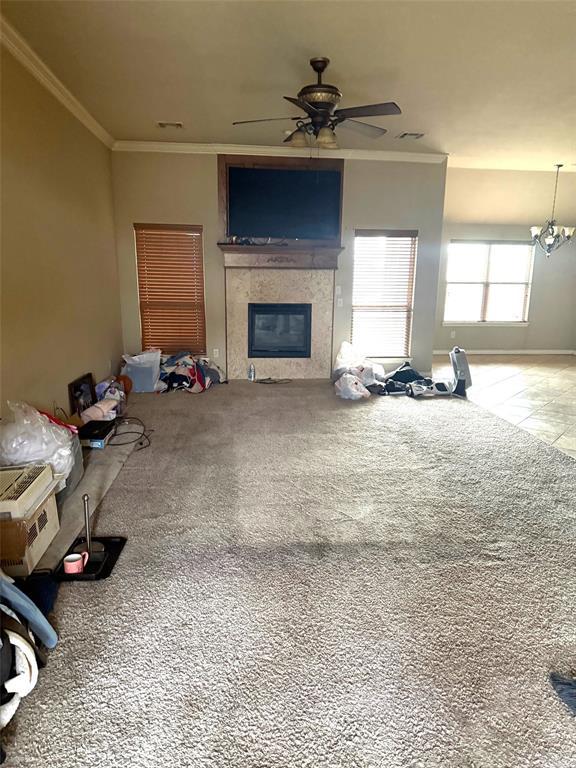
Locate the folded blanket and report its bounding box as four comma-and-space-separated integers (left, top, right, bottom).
80, 398, 118, 424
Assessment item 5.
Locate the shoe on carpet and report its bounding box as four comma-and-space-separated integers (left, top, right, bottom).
550, 672, 576, 715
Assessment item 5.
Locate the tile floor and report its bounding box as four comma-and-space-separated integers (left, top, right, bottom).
432, 353, 576, 460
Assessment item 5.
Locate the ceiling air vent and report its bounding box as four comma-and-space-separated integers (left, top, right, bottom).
396, 132, 425, 140
157, 121, 184, 129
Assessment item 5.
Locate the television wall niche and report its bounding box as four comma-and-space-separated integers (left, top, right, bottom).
218, 155, 344, 248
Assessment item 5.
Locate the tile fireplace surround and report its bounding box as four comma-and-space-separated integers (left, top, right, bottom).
224, 250, 336, 379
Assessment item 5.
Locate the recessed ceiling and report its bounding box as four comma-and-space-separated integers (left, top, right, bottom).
2, 0, 576, 170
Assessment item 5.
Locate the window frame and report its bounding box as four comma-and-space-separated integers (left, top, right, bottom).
442, 239, 534, 326
351, 229, 418, 358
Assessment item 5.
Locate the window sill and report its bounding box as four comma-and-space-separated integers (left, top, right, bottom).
442, 322, 529, 327
369, 357, 412, 362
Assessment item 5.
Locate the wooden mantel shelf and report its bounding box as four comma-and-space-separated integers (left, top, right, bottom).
217, 243, 343, 270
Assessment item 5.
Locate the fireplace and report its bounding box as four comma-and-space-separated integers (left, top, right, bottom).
225, 268, 333, 379
248, 303, 312, 358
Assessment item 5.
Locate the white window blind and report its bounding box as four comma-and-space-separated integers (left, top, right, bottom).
135, 224, 207, 354
351, 230, 418, 357
444, 241, 534, 323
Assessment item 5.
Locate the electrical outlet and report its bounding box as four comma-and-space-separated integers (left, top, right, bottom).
335, 285, 342, 296
450, 330, 456, 339
337, 298, 343, 308
213, 348, 219, 359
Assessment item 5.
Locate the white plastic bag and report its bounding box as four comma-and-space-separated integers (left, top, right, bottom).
332, 341, 385, 385
0, 401, 73, 478
349, 364, 378, 387
334, 374, 371, 400
333, 341, 362, 379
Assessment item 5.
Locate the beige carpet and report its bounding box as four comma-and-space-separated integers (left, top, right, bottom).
6, 382, 576, 767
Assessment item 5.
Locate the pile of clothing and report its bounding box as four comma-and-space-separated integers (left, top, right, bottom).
158, 353, 225, 394
1, 572, 58, 763
332, 342, 424, 400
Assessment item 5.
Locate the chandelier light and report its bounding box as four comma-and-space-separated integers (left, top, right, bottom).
530, 164, 574, 257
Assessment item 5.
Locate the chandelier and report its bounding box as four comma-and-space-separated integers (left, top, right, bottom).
530, 164, 574, 257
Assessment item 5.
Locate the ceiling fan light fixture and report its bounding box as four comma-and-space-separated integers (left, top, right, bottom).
232, 57, 401, 149
288, 127, 309, 148
316, 126, 338, 149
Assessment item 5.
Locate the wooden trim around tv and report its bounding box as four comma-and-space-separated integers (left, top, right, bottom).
217, 154, 344, 248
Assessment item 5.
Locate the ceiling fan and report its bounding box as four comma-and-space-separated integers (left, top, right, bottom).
232, 57, 401, 148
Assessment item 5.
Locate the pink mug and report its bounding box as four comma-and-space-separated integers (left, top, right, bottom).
63, 552, 89, 575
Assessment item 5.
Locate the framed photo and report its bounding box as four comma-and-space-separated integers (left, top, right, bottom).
68, 373, 96, 416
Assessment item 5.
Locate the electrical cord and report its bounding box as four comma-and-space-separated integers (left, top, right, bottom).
255, 378, 292, 384
107, 416, 154, 451
50, 405, 152, 450
53, 404, 70, 422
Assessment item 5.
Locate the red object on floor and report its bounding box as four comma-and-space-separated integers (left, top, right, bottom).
38, 411, 78, 435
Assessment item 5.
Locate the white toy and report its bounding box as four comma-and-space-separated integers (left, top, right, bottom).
406, 347, 471, 398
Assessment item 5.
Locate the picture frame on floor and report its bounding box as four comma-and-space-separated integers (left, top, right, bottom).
68, 373, 96, 416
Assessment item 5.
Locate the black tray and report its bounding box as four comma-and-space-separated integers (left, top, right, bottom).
54, 536, 127, 581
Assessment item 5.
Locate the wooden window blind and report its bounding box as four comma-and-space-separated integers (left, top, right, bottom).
135, 224, 206, 354
351, 230, 418, 357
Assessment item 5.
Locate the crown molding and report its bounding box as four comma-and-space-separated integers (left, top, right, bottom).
448, 156, 576, 173
434, 349, 576, 356
111, 141, 448, 164
1, 16, 114, 148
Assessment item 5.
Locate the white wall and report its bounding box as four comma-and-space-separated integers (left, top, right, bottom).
435, 168, 576, 353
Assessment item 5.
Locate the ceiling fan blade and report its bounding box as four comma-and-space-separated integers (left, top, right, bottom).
335, 102, 401, 119
339, 119, 387, 138
233, 116, 298, 125
283, 96, 321, 117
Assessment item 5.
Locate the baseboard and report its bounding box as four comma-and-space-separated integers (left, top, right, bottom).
433, 349, 576, 355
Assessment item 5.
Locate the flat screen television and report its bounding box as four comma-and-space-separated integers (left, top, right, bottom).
227, 166, 342, 241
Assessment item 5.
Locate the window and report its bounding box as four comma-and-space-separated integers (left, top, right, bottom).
444, 241, 533, 323
351, 230, 417, 357
135, 224, 206, 353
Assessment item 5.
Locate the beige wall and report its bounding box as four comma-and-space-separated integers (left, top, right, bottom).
112, 153, 447, 375
443, 168, 576, 226
111, 152, 225, 363
1, 50, 122, 415
339, 160, 447, 374
435, 169, 576, 352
